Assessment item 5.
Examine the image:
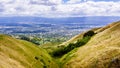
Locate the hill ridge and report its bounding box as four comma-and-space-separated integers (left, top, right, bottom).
60, 21, 120, 68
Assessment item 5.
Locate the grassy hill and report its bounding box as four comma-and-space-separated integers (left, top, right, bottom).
60, 21, 120, 68
0, 21, 120, 68
0, 35, 59, 68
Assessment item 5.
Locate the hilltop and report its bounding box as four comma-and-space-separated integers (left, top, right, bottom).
0, 35, 59, 68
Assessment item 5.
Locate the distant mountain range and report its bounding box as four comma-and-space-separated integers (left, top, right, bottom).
0, 16, 120, 24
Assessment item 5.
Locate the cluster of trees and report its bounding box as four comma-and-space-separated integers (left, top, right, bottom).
19, 35, 41, 45
19, 35, 67, 45
51, 30, 95, 57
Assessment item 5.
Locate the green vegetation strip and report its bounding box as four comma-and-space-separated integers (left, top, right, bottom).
51, 31, 95, 57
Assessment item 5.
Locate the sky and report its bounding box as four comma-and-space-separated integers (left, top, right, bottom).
0, 0, 120, 17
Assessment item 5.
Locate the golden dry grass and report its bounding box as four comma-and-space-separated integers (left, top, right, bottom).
61, 21, 120, 68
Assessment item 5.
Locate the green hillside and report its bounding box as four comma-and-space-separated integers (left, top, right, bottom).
60, 21, 120, 68
0, 35, 59, 68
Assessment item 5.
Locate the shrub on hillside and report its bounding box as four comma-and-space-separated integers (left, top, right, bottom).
20, 35, 30, 41
19, 35, 42, 45
64, 43, 75, 53
75, 36, 91, 47
83, 30, 95, 37
52, 47, 65, 57
31, 37, 41, 45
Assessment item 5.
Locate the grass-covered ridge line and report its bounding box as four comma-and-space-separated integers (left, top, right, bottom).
61, 21, 120, 68
0, 34, 59, 68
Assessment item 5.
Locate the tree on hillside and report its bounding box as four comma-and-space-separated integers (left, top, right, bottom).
83, 30, 95, 37
20, 35, 30, 41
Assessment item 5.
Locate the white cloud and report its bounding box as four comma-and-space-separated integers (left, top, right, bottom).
50, 1, 120, 17
29, 0, 62, 5
67, 0, 92, 3
0, 0, 120, 17
49, 0, 62, 4
0, 0, 13, 3
67, 0, 82, 4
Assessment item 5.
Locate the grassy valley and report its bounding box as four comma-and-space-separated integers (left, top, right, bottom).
0, 21, 120, 68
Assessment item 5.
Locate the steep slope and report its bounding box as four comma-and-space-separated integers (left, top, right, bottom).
59, 28, 100, 47
61, 21, 120, 68
0, 35, 59, 68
